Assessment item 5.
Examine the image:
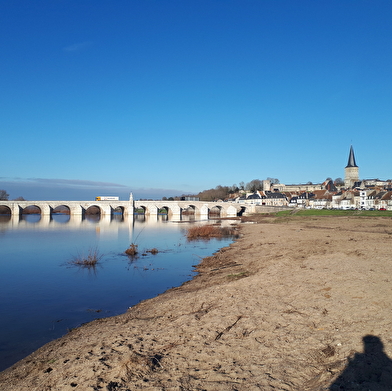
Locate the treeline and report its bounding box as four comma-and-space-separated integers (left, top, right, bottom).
0, 190, 25, 201
195, 178, 280, 201
186, 176, 344, 202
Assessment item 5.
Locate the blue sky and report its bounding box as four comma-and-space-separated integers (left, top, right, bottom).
2, 0, 392, 200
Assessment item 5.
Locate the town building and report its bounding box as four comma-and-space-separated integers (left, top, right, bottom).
234, 146, 391, 210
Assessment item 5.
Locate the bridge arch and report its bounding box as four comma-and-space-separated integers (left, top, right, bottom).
0, 205, 11, 214
137, 204, 156, 215
209, 205, 222, 217
52, 205, 71, 215
158, 206, 169, 215
134, 205, 146, 215
85, 205, 101, 215
183, 204, 199, 215
22, 205, 43, 215
159, 203, 181, 216
112, 205, 125, 215
181, 205, 195, 217
236, 206, 247, 216
145, 204, 160, 216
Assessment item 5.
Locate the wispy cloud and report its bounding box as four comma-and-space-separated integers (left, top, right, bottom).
28, 178, 128, 188
0, 177, 186, 201
1, 177, 128, 189
63, 41, 92, 52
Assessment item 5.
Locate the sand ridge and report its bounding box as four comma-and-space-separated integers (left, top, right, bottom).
1, 214, 392, 390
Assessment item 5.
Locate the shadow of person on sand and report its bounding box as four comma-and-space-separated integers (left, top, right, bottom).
330, 335, 392, 390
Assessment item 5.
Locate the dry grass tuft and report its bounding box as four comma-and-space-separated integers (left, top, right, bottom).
120, 352, 164, 381
69, 248, 102, 268
227, 271, 251, 280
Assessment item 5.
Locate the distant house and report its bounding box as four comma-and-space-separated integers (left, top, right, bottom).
260, 191, 288, 207
359, 190, 376, 210
330, 190, 360, 210
379, 191, 392, 210
308, 190, 333, 209
271, 183, 326, 193
244, 192, 263, 205
360, 190, 392, 210
288, 196, 299, 208
236, 192, 261, 205
235, 191, 288, 207
181, 196, 200, 201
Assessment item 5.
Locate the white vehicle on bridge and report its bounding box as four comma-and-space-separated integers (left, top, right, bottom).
95, 196, 119, 201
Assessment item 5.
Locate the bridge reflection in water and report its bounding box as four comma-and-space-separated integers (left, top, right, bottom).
0, 212, 240, 245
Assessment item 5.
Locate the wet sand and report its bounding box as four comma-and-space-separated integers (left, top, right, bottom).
1, 214, 392, 390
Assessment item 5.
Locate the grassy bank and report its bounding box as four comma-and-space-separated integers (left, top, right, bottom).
275, 209, 392, 217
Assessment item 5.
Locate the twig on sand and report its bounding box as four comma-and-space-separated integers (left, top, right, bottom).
215, 315, 243, 340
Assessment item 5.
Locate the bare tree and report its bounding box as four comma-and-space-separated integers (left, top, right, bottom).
198, 186, 225, 201
13, 196, 26, 201
0, 190, 9, 201
230, 184, 239, 193
266, 177, 280, 184
246, 179, 263, 192
334, 177, 344, 186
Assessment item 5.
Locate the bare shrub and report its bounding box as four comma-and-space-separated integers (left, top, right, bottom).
186, 225, 238, 240
69, 248, 102, 268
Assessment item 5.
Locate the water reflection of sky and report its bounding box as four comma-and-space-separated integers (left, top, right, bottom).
0, 214, 235, 371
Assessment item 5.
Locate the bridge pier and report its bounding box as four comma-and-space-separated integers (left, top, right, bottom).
147, 205, 158, 216
10, 204, 22, 216
99, 205, 112, 216
68, 205, 84, 215
123, 206, 134, 216
226, 205, 239, 217
200, 205, 209, 218
41, 204, 52, 215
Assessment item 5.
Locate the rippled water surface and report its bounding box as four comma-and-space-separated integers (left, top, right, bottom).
0, 213, 235, 371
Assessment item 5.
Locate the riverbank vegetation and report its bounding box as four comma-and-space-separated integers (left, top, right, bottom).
69, 248, 102, 268
275, 209, 392, 217
186, 224, 238, 240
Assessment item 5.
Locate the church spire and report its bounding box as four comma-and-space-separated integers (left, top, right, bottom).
344, 146, 359, 188
346, 145, 358, 168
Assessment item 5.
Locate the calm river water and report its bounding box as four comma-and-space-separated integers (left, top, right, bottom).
0, 213, 235, 371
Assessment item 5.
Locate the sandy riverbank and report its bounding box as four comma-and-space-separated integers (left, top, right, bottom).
1, 214, 392, 390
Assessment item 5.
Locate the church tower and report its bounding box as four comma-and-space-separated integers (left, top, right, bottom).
344, 145, 359, 188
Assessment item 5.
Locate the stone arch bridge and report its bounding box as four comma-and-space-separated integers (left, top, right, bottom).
0, 200, 254, 218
